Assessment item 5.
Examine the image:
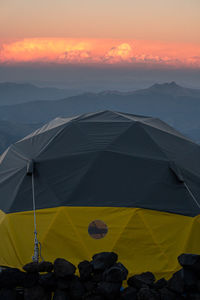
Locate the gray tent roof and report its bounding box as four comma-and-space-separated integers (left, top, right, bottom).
0, 110, 200, 216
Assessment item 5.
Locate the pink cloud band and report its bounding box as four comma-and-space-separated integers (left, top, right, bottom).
0, 38, 200, 68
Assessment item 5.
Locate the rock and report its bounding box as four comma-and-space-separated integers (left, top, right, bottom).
120, 286, 137, 300
167, 270, 184, 294
23, 262, 39, 273
69, 275, 85, 300
159, 287, 176, 300
83, 280, 97, 292
153, 278, 168, 289
197, 280, 200, 292
96, 281, 121, 300
39, 272, 57, 290
91, 252, 118, 271
24, 285, 51, 300
38, 261, 53, 273
104, 263, 128, 282
137, 287, 160, 300
187, 293, 200, 300
54, 258, 76, 278
0, 268, 26, 288
23, 272, 39, 288
53, 289, 70, 300
180, 268, 198, 291
168, 268, 197, 294
127, 272, 155, 289
83, 295, 105, 300
78, 261, 93, 281
16, 287, 24, 300
23, 261, 53, 273
0, 288, 17, 300
115, 263, 128, 280
57, 277, 70, 290
92, 270, 104, 283
178, 254, 200, 272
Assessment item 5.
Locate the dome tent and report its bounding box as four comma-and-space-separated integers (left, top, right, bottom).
0, 110, 200, 278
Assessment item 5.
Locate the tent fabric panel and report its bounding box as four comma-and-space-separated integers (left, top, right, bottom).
9, 152, 96, 213
111, 210, 171, 278
0, 209, 5, 224
111, 111, 149, 122
0, 212, 24, 267
140, 117, 191, 141
77, 110, 134, 122
1, 110, 200, 216
3, 150, 200, 216
20, 116, 79, 140
14, 123, 69, 159
107, 122, 167, 160
0, 207, 200, 280
75, 121, 132, 150
0, 168, 27, 213
0, 145, 28, 171
37, 123, 97, 159
140, 123, 200, 173
135, 209, 196, 276
63, 151, 199, 216
0, 207, 60, 268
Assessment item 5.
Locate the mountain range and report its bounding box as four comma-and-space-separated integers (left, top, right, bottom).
0, 82, 82, 105
0, 81, 200, 154
0, 120, 39, 153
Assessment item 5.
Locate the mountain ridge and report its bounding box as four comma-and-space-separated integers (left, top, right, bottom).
0, 82, 83, 105
1, 81, 200, 106
0, 81, 200, 154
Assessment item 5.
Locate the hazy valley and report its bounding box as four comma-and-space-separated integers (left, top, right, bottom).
0, 81, 200, 154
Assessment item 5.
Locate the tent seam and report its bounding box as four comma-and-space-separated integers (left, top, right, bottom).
66, 151, 103, 204
140, 119, 192, 142
38, 207, 60, 245
7, 169, 27, 213
105, 123, 136, 151
40, 207, 74, 257
109, 208, 141, 251
136, 123, 169, 160
137, 210, 171, 267
6, 216, 24, 266
35, 124, 72, 158
63, 208, 91, 258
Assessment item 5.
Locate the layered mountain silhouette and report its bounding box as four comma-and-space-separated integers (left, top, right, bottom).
134, 81, 200, 97
99, 82, 200, 98
0, 81, 200, 153
0, 82, 82, 105
0, 120, 39, 153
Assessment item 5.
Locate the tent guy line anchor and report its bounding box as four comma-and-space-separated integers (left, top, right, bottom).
27, 160, 44, 263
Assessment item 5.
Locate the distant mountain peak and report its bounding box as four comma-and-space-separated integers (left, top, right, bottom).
133, 81, 200, 98
150, 81, 180, 89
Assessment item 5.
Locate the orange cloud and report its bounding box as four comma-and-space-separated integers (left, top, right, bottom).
0, 38, 200, 68
104, 43, 133, 63
0, 38, 94, 62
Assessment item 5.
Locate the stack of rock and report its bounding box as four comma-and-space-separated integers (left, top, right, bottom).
0, 252, 200, 299
79, 252, 128, 300
122, 253, 200, 299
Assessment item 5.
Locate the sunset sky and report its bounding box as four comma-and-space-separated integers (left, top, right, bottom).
0, 0, 200, 87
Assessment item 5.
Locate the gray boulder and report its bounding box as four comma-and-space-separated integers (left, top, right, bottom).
178, 254, 200, 272
127, 272, 155, 289
54, 258, 76, 278
91, 252, 118, 271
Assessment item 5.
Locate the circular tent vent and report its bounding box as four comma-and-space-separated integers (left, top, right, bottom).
88, 220, 108, 239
